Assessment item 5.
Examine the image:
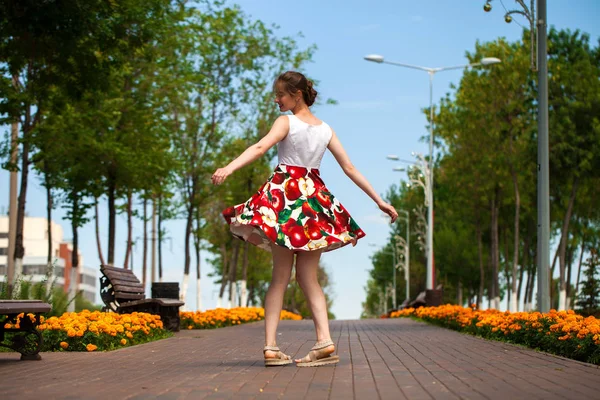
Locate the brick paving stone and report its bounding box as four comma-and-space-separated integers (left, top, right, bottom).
2, 318, 600, 399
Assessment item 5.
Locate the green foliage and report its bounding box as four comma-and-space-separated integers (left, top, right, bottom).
576, 250, 600, 316
394, 306, 600, 365
0, 0, 323, 313
366, 29, 600, 311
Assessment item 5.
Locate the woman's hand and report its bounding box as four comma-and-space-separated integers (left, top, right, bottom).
212, 166, 232, 186
378, 201, 398, 223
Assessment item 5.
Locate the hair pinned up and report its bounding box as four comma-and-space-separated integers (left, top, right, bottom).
275, 71, 318, 106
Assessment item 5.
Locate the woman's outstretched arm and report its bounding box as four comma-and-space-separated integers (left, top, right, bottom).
211, 116, 289, 186
327, 129, 398, 222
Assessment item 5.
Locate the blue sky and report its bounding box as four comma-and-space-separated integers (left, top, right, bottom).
1, 1, 599, 319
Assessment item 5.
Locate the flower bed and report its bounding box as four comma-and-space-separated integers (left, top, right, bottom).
390, 305, 600, 365
33, 310, 171, 351
181, 307, 302, 329
3, 307, 303, 353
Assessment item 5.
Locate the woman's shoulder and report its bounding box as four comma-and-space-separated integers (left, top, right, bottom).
273, 115, 291, 128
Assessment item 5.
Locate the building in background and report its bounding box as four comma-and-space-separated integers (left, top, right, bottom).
0, 216, 97, 303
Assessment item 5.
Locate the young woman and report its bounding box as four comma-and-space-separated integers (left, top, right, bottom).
212, 71, 398, 367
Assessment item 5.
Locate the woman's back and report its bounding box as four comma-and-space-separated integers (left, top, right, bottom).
277, 114, 332, 169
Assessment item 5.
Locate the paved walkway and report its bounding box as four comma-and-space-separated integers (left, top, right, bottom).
1, 318, 599, 399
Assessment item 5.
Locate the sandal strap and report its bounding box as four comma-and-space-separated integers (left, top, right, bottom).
263, 345, 280, 352
311, 339, 334, 351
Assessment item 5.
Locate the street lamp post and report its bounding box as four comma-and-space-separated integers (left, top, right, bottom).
387, 153, 431, 292
394, 210, 410, 303
482, 0, 550, 314
366, 55, 501, 290
370, 205, 409, 311
370, 208, 410, 310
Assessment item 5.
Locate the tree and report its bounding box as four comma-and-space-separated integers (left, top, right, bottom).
548, 29, 600, 310
576, 250, 600, 317
367, 29, 600, 312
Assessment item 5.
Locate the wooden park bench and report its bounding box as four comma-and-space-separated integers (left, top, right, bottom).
0, 300, 51, 360
99, 265, 184, 332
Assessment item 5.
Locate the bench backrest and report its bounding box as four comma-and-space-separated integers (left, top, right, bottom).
100, 265, 145, 302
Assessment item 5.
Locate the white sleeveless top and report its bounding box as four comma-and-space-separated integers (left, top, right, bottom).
277, 114, 333, 169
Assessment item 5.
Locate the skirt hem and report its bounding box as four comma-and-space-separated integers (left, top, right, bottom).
228, 222, 364, 253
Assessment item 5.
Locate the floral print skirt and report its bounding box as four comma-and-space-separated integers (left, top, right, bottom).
222, 164, 366, 252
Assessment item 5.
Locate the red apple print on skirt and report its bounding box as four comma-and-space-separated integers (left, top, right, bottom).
222, 164, 366, 252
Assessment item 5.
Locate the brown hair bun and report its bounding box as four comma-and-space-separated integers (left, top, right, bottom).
275, 71, 318, 106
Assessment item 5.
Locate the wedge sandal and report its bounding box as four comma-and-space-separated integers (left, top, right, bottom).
295, 339, 339, 367
264, 345, 293, 367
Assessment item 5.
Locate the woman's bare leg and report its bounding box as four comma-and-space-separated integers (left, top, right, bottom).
264, 244, 294, 358
293, 249, 335, 362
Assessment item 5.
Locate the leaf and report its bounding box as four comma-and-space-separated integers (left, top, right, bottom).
290, 199, 304, 210
278, 209, 292, 224
307, 197, 324, 214
276, 231, 286, 246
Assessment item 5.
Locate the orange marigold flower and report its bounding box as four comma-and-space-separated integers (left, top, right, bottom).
86, 344, 98, 352
60, 342, 69, 349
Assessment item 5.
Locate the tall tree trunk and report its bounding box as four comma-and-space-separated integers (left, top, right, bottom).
107, 174, 117, 265
46, 171, 53, 265
69, 191, 80, 312
123, 190, 133, 269
566, 244, 574, 309
523, 264, 532, 311
229, 243, 240, 308
575, 238, 586, 300
476, 219, 485, 309
142, 197, 148, 290
518, 231, 532, 311
217, 243, 229, 307
7, 76, 20, 297
182, 201, 194, 304
239, 176, 253, 308
151, 198, 157, 283
510, 169, 520, 312
45, 169, 53, 293
558, 178, 579, 310
550, 245, 560, 304
457, 280, 463, 306
226, 242, 240, 308
158, 196, 163, 282
14, 105, 33, 281
240, 242, 249, 308
503, 227, 511, 311
490, 189, 500, 309
193, 207, 202, 311
95, 199, 106, 266
247, 283, 254, 307
527, 250, 538, 311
